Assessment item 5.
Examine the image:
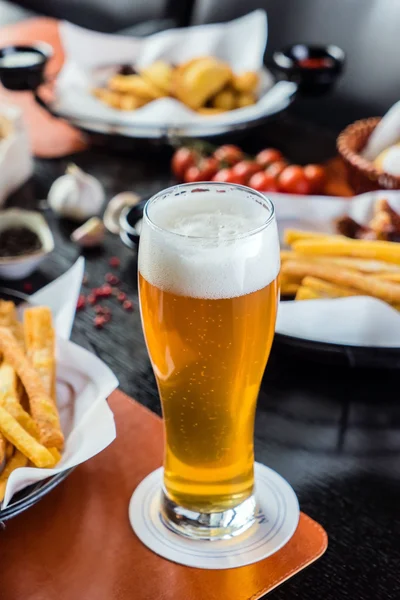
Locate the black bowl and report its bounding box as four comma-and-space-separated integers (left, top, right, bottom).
0, 43, 52, 91
272, 44, 345, 96
119, 199, 148, 250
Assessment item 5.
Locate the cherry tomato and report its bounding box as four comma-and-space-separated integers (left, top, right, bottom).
303, 164, 326, 194
212, 168, 244, 184
171, 147, 197, 180
248, 171, 280, 192
255, 148, 284, 168
197, 157, 219, 180
231, 160, 261, 183
183, 165, 204, 183
278, 165, 312, 195
213, 144, 243, 166
265, 160, 288, 179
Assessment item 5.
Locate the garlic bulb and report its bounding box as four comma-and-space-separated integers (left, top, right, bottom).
48, 164, 105, 222
71, 217, 105, 247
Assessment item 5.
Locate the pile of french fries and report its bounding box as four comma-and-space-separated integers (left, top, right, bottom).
281, 229, 400, 309
93, 57, 259, 114
0, 301, 63, 502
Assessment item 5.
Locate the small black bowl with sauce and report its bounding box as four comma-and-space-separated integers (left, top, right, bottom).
0, 43, 52, 91
272, 44, 345, 96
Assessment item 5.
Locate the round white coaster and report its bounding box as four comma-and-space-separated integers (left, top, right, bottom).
129, 462, 300, 569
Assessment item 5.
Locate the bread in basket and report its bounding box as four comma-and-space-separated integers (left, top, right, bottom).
337, 117, 400, 193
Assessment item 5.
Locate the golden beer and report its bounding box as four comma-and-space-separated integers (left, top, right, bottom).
139, 274, 278, 511
138, 183, 280, 539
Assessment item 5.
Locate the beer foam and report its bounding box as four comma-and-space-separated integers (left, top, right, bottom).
139, 189, 280, 299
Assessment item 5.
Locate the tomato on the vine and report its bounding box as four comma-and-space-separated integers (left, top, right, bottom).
197, 157, 219, 180
212, 168, 244, 184
171, 147, 197, 180
183, 166, 204, 183
265, 160, 288, 179
278, 165, 312, 195
248, 171, 280, 192
303, 164, 326, 194
255, 148, 283, 168
231, 160, 261, 183
213, 144, 243, 165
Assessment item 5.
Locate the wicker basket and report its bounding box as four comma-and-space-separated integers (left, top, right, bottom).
337, 117, 400, 194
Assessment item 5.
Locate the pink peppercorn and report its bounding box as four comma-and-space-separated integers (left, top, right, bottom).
109, 256, 120, 268
94, 315, 106, 329
77, 295, 86, 310
97, 285, 112, 298
123, 300, 133, 311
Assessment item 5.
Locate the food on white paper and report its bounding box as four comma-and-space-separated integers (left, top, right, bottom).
48, 164, 105, 222
374, 143, 400, 177
280, 227, 400, 306
0, 302, 63, 500
93, 57, 259, 114
336, 198, 400, 242
362, 100, 400, 162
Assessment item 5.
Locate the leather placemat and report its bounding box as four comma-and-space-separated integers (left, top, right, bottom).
0, 391, 328, 600
0, 17, 86, 157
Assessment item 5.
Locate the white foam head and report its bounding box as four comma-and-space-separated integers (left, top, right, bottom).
139, 184, 280, 299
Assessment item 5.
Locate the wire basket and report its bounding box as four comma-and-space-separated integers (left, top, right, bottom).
337, 117, 400, 193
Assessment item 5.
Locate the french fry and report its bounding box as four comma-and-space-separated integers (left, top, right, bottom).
281, 283, 300, 296
0, 406, 57, 468
0, 450, 28, 501
0, 363, 40, 439
284, 229, 341, 246
0, 432, 5, 465
0, 300, 24, 347
309, 257, 400, 274
5, 442, 14, 460
302, 277, 359, 298
281, 248, 400, 274
295, 287, 322, 300
280, 250, 296, 262
282, 260, 400, 304
0, 328, 64, 449
372, 273, 400, 282
0, 300, 17, 327
24, 307, 56, 400
0, 361, 60, 464
292, 238, 400, 264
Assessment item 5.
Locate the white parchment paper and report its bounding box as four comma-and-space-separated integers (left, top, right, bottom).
272, 190, 400, 347
54, 11, 296, 130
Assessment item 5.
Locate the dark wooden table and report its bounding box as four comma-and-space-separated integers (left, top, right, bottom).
6, 114, 400, 599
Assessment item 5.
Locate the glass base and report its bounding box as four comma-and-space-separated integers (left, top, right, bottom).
160, 490, 257, 541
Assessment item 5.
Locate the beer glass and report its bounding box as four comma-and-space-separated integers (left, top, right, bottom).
138, 182, 280, 540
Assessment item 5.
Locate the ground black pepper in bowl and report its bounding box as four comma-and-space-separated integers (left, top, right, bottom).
0, 227, 42, 257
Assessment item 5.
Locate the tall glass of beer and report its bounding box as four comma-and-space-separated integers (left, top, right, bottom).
138, 182, 280, 540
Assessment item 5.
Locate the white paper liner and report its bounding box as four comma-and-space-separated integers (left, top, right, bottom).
54, 11, 296, 131
129, 463, 300, 569
1, 258, 119, 508
272, 189, 400, 347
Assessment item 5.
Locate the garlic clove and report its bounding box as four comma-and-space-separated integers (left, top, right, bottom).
71, 217, 105, 247
48, 163, 105, 222
103, 192, 141, 234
